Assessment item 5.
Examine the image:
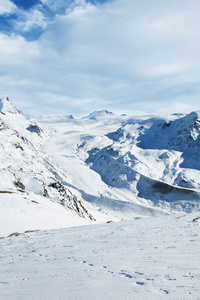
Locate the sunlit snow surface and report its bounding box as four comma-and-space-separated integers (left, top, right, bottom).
0, 215, 200, 299
1, 98, 200, 299
36, 109, 200, 218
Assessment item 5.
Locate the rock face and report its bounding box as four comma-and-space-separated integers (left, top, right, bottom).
0, 97, 94, 220
48, 181, 94, 220
34, 107, 200, 217
1, 96, 200, 221
140, 112, 200, 152
0, 96, 22, 115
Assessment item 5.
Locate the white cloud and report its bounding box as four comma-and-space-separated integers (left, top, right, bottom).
1, 0, 200, 116
40, 0, 88, 12
40, 0, 71, 11
0, 0, 18, 15
16, 7, 47, 32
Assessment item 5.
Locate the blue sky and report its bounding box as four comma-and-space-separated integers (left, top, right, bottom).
0, 0, 200, 116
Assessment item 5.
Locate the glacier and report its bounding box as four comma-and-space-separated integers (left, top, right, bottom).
0, 97, 200, 299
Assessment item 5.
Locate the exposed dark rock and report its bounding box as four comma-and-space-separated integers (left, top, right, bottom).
0, 191, 13, 194
49, 181, 95, 220
26, 123, 42, 135
8, 232, 24, 237
15, 143, 24, 151
13, 180, 25, 190
43, 185, 49, 197
0, 118, 7, 130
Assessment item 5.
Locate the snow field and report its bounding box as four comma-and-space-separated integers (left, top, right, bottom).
1, 98, 200, 299
0, 191, 94, 237
0, 215, 199, 299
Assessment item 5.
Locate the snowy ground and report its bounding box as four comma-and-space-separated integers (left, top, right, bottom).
36, 110, 200, 220
1, 98, 200, 299
1, 214, 200, 300
0, 190, 94, 237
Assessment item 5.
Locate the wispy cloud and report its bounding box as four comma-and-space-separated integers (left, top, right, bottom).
0, 0, 18, 15
15, 7, 47, 33
1, 0, 200, 116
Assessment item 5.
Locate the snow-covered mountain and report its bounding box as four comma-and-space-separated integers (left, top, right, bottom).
0, 97, 96, 236
0, 97, 200, 236
1, 97, 200, 299
36, 108, 200, 215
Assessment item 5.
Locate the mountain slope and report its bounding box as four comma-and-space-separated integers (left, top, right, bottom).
1, 97, 200, 236
0, 97, 97, 236
1, 97, 200, 300
1, 214, 200, 299
36, 109, 200, 218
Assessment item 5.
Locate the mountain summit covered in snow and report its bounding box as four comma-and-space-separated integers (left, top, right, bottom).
0, 96, 200, 235
1, 97, 200, 299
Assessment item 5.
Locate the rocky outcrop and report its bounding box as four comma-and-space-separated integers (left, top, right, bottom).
0, 97, 95, 221
48, 181, 95, 220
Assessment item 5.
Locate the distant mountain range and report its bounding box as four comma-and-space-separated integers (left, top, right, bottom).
0, 96, 200, 236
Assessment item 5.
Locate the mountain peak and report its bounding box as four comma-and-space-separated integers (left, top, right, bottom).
0, 96, 22, 115
82, 110, 114, 120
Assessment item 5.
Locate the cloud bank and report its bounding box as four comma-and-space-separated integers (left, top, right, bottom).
1, 0, 200, 116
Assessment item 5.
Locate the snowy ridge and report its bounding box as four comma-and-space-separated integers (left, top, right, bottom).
0, 97, 95, 237
1, 97, 200, 236
0, 96, 22, 115
82, 110, 114, 120
1, 98, 200, 299
36, 108, 200, 217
